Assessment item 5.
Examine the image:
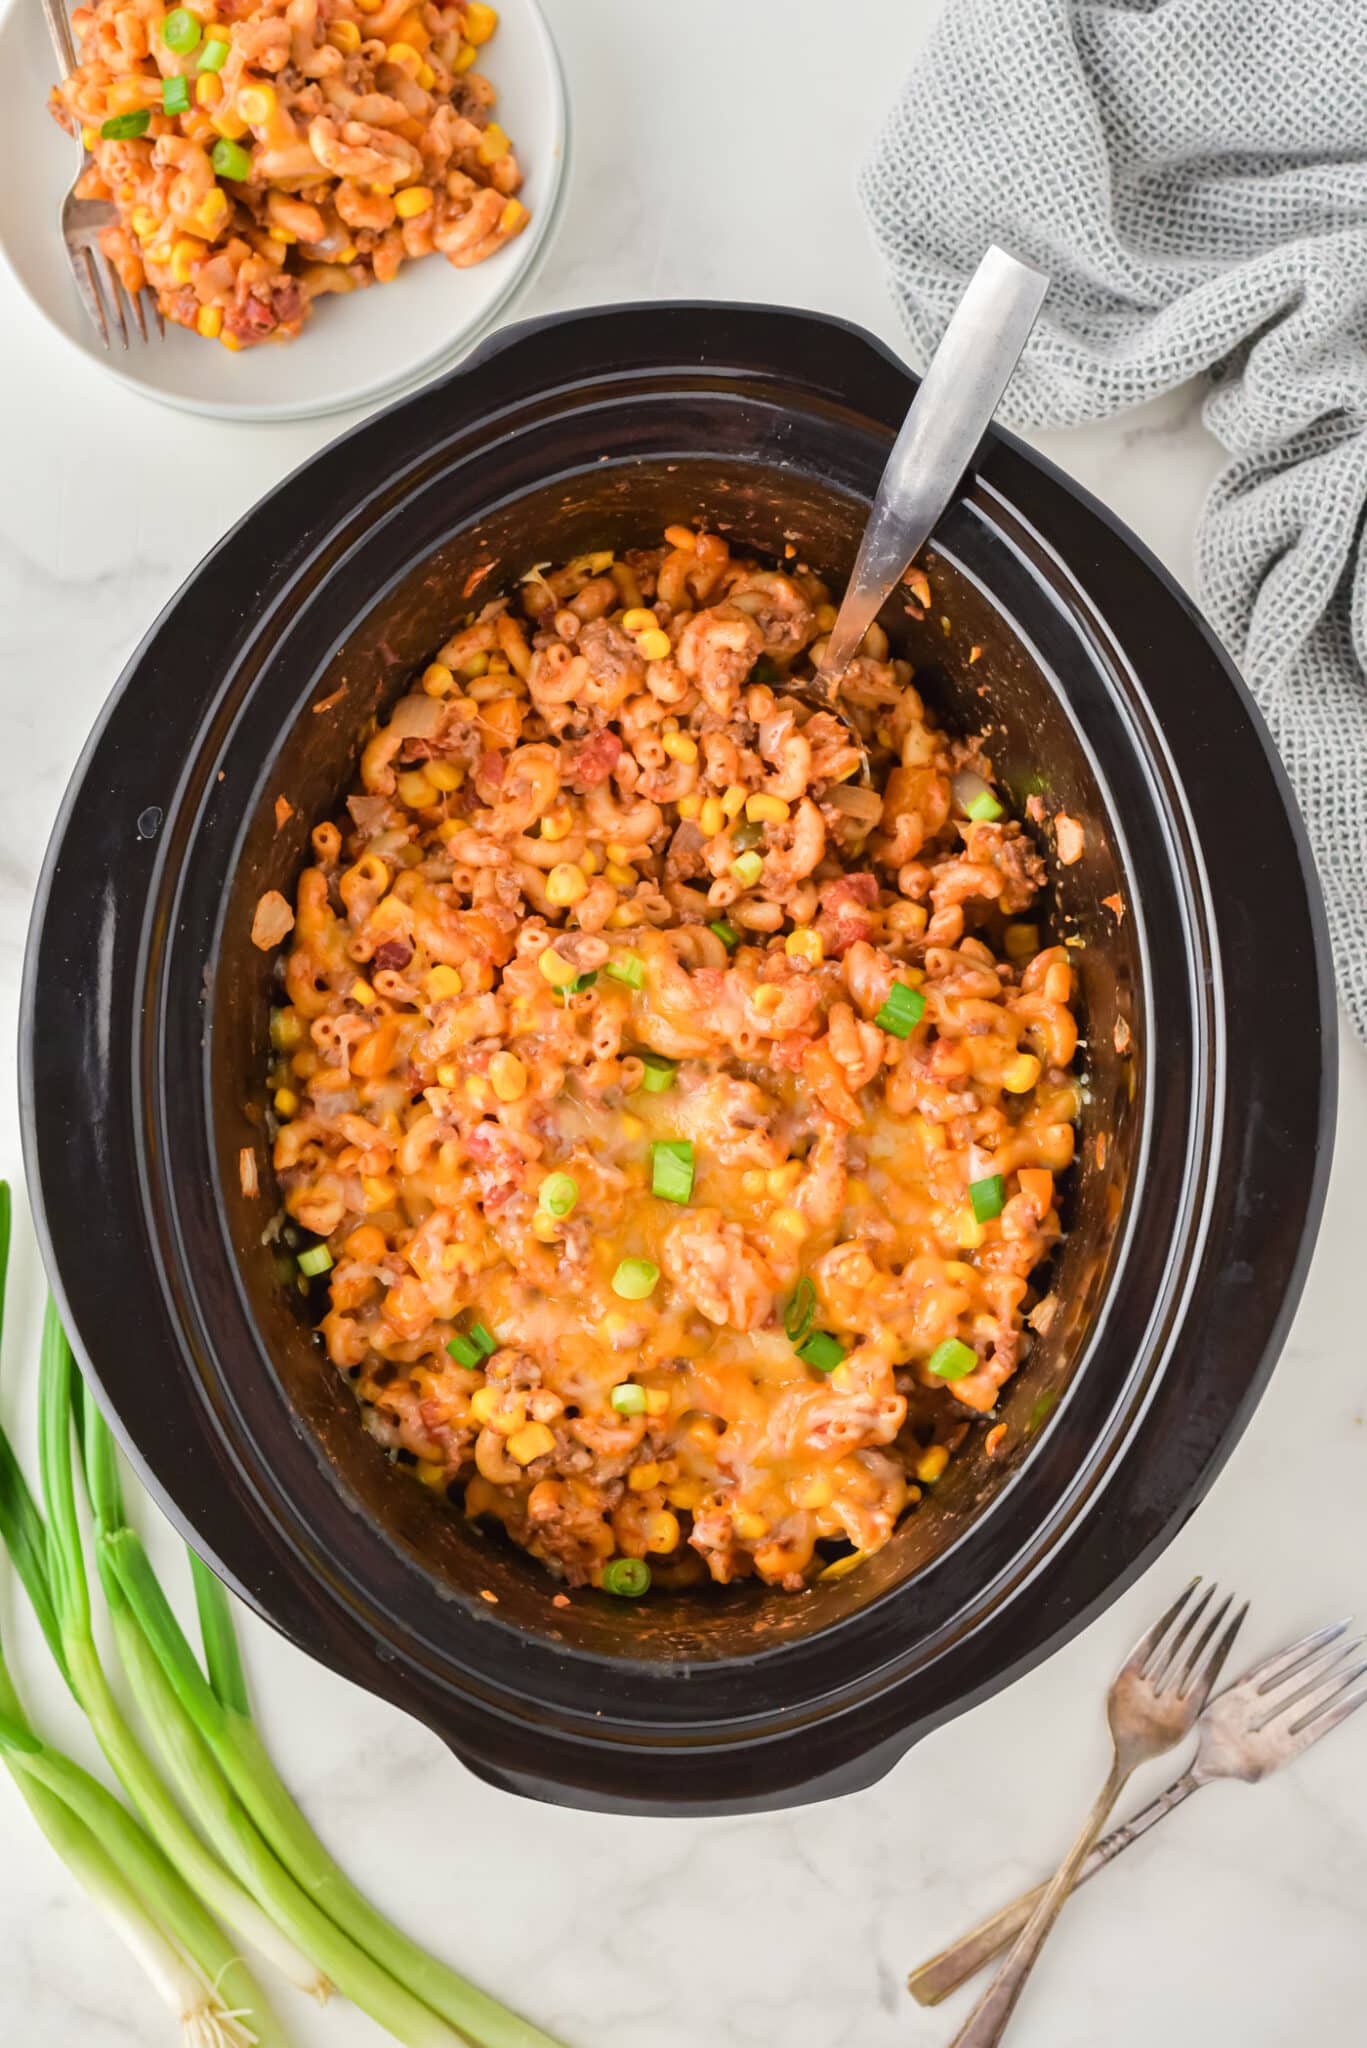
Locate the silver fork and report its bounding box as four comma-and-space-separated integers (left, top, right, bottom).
948, 1578, 1247, 2048
910, 1616, 1366, 2006
40, 0, 162, 347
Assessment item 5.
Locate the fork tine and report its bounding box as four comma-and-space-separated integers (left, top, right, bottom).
100, 254, 130, 349
1288, 1663, 1367, 1736
72, 245, 109, 349
1127, 1576, 1204, 1678
1262, 1642, 1367, 1727
1148, 1581, 1216, 1686
1171, 1591, 1234, 1695
1292, 1682, 1367, 1746
123, 276, 149, 345
1246, 1619, 1353, 1697
1256, 1635, 1365, 1713
1183, 1598, 1248, 1709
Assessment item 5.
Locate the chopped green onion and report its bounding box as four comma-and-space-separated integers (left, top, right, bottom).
928, 1337, 978, 1381
966, 790, 1005, 822
197, 31, 230, 68
732, 818, 763, 852
875, 981, 926, 1038
296, 1244, 332, 1278
609, 1383, 646, 1416
969, 1174, 1005, 1223
752, 657, 782, 685
539, 1172, 578, 1218
611, 1257, 659, 1300
601, 1557, 651, 1598
445, 1334, 481, 1368
161, 6, 201, 50
161, 73, 190, 114
637, 1052, 676, 1094
557, 968, 598, 1005
709, 920, 740, 950
468, 1321, 497, 1359
210, 136, 252, 180
650, 1139, 694, 1205
798, 1330, 845, 1374
783, 1277, 817, 1346
605, 953, 644, 991
100, 110, 151, 139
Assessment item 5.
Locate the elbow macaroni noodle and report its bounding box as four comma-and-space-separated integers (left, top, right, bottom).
50, 0, 525, 348
262, 529, 1081, 1593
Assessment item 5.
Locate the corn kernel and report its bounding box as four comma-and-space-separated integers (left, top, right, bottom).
1004, 922, 1039, 960
499, 198, 529, 237
579, 846, 600, 876
644, 1509, 681, 1553
815, 603, 839, 632
771, 1206, 809, 1240
384, 38, 421, 69
453, 37, 477, 68
195, 72, 222, 106
416, 58, 435, 86
667, 1479, 706, 1511
621, 608, 656, 634
604, 841, 633, 865
219, 330, 242, 352
170, 236, 204, 285
546, 862, 588, 908
328, 16, 361, 48
273, 1087, 299, 1117
618, 1112, 645, 1141
425, 760, 461, 792
746, 792, 790, 824
532, 1210, 560, 1242
489, 1050, 526, 1102
267, 225, 295, 245
734, 1510, 768, 1542
916, 1444, 950, 1484
394, 183, 433, 218
464, 1075, 489, 1109
643, 1388, 670, 1417
784, 927, 823, 966
741, 1169, 766, 1197
350, 978, 377, 1008
819, 1550, 867, 1582
604, 862, 635, 888
676, 793, 702, 821
537, 947, 576, 988
752, 985, 784, 1016
236, 81, 276, 125
477, 121, 509, 164
396, 769, 437, 807
345, 1224, 387, 1262
131, 205, 157, 238
534, 804, 570, 843
799, 1473, 834, 1510
465, 1, 499, 41
732, 850, 763, 887
508, 1421, 555, 1466
419, 969, 459, 1006
628, 1462, 660, 1493
606, 904, 637, 929
82, 125, 99, 149
636, 627, 671, 662
335, 243, 358, 263
196, 186, 230, 235
470, 1385, 500, 1424
211, 106, 249, 139
362, 1174, 396, 1210
435, 1062, 460, 1089
767, 1162, 802, 1196
1003, 1053, 1042, 1094
716, 784, 744, 820
698, 797, 725, 838
661, 730, 697, 764
957, 1209, 985, 1250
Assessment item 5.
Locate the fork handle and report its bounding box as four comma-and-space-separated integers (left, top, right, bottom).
908, 1768, 1204, 2006
40, 0, 79, 78
948, 1760, 1131, 2048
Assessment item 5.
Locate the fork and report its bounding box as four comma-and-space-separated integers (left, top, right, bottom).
947, 1578, 1246, 2048
910, 1616, 1366, 2005
40, 0, 162, 347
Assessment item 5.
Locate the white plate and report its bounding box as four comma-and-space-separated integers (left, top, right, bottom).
0, 0, 568, 421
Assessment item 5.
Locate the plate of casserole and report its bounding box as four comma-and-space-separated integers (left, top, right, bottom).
0, 0, 567, 419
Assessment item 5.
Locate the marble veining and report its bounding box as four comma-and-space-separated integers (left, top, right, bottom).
1, 2, 1363, 2042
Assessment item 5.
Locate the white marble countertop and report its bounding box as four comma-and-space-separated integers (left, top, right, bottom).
2, 2, 1365, 2043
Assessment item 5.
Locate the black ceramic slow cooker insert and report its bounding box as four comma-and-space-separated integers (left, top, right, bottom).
21, 304, 1335, 1815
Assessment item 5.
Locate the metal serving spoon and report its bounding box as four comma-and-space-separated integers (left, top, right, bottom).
799, 246, 1049, 745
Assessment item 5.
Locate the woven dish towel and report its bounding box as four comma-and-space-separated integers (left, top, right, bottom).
860, 0, 1367, 1043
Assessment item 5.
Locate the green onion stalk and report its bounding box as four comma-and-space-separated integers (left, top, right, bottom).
89, 1398, 572, 2048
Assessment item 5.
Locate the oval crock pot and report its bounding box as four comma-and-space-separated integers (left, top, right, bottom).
20, 303, 1335, 1816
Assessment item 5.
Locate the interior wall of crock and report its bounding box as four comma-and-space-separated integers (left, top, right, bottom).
210, 454, 1140, 1661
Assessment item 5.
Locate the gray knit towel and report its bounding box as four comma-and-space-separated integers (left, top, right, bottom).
860, 0, 1367, 1044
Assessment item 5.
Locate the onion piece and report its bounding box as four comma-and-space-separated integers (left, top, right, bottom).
951, 768, 992, 813
385, 692, 445, 740
825, 783, 884, 824
250, 890, 294, 951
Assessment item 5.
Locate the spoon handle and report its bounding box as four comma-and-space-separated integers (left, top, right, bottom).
817, 246, 1048, 685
